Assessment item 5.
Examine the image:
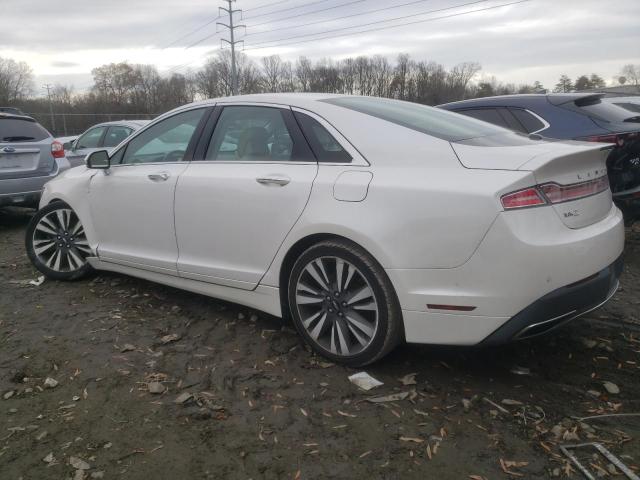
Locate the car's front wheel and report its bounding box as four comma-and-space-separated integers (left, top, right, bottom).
288, 239, 403, 366
25, 202, 92, 281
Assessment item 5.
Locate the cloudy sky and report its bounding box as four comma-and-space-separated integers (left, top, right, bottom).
1, 0, 638, 94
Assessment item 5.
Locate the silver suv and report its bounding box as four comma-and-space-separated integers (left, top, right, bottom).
0, 113, 70, 208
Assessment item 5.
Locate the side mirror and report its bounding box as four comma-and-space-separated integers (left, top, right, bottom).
86, 150, 110, 169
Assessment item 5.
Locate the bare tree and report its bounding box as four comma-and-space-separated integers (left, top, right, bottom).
620, 65, 640, 86
0, 56, 34, 104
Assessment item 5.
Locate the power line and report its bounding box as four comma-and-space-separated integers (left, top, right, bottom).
245, 0, 367, 29
244, 0, 436, 36
242, 0, 331, 20
186, 0, 367, 49
161, 15, 222, 49
244, 0, 526, 50
243, 0, 291, 13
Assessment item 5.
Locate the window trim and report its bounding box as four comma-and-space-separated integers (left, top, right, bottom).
193, 103, 316, 164
108, 106, 213, 167
509, 108, 550, 134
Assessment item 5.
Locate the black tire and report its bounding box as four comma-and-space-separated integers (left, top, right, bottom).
287, 239, 403, 367
25, 202, 93, 281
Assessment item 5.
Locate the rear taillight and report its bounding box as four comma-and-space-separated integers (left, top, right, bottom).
501, 176, 609, 210
540, 176, 609, 204
500, 188, 547, 209
580, 132, 639, 147
51, 140, 65, 159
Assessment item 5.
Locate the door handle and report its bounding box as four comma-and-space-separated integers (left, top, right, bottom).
148, 172, 170, 182
256, 175, 290, 186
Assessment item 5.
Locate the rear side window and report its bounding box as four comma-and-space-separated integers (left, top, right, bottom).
77, 126, 107, 149
103, 126, 133, 148
456, 108, 508, 128
0, 117, 50, 142
510, 109, 546, 133
322, 97, 508, 142
294, 112, 351, 163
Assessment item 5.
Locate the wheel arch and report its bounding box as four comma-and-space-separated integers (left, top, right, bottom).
277, 233, 395, 320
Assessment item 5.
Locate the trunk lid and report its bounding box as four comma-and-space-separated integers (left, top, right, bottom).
451, 137, 614, 229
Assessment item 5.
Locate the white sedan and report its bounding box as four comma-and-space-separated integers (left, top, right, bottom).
26, 94, 625, 365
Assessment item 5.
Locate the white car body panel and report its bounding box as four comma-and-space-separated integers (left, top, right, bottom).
175, 161, 318, 289
89, 163, 189, 274
38, 93, 625, 347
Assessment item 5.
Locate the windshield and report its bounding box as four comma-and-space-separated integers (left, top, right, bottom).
321, 96, 510, 142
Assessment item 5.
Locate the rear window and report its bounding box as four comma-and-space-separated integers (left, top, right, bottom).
613, 102, 640, 114
564, 97, 639, 123
321, 97, 509, 142
0, 117, 50, 143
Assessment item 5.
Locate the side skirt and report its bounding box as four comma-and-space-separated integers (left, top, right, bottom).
87, 257, 283, 317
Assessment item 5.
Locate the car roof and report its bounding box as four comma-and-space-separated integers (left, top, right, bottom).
437, 92, 605, 109
0, 112, 37, 122
185, 92, 356, 110
88, 119, 151, 129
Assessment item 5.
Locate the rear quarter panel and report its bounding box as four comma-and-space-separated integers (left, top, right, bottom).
261, 117, 534, 287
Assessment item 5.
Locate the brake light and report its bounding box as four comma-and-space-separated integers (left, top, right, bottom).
540, 176, 609, 204
51, 140, 65, 159
581, 132, 639, 147
501, 176, 609, 210
501, 187, 546, 209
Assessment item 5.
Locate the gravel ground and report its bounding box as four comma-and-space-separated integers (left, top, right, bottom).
2, 207, 640, 480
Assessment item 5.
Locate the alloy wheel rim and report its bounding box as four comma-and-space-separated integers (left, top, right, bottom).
32, 208, 91, 272
295, 256, 379, 357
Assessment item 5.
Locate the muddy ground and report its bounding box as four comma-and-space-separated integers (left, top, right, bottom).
1, 207, 640, 480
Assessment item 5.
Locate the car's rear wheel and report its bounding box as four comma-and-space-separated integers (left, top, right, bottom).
288, 239, 403, 366
25, 202, 92, 281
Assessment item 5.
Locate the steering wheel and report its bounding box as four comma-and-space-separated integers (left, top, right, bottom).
162, 150, 185, 162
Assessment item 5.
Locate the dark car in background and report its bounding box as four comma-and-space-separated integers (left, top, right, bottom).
0, 112, 69, 207
438, 93, 640, 220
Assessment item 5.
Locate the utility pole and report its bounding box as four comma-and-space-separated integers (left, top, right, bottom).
43, 84, 56, 135
218, 0, 245, 95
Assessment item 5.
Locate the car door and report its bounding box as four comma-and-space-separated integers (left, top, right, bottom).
66, 125, 107, 167
88, 107, 209, 274
174, 104, 318, 290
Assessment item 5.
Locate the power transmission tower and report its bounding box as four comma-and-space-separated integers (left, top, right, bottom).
43, 84, 56, 134
218, 0, 245, 95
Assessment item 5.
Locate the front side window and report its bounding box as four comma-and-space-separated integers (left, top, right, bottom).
103, 126, 132, 148
118, 109, 205, 165
294, 112, 351, 163
77, 126, 107, 149
322, 96, 509, 142
206, 106, 297, 162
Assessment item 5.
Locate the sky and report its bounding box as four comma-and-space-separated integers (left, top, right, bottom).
1, 0, 638, 95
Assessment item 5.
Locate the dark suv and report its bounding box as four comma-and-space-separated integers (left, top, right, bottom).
438, 93, 640, 220
0, 113, 70, 207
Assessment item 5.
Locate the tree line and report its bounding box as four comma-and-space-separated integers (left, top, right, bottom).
1, 52, 638, 135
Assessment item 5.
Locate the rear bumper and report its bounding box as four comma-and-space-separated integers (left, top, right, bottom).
479, 255, 623, 345
0, 158, 69, 207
